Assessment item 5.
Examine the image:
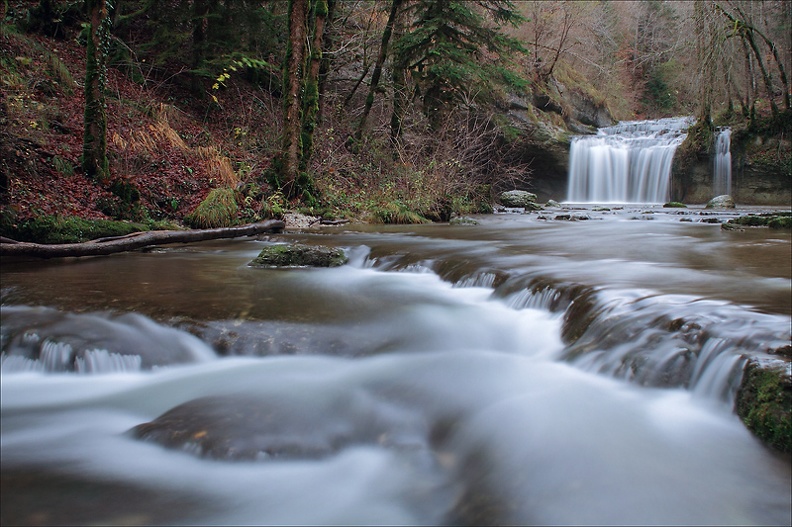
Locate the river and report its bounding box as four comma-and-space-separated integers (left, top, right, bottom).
2, 205, 791, 525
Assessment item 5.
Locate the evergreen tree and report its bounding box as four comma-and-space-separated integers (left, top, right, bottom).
393, 0, 526, 129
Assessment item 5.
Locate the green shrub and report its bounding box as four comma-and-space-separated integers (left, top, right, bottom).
184, 187, 239, 228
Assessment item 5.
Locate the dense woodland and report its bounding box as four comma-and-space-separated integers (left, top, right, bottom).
1, 0, 790, 241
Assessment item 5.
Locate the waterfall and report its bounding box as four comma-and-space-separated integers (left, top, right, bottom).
713, 128, 732, 196
567, 117, 693, 203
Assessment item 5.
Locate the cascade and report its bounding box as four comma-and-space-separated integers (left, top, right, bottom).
567, 117, 693, 203
713, 127, 732, 196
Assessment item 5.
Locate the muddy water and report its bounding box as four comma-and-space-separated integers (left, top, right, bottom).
1, 205, 790, 525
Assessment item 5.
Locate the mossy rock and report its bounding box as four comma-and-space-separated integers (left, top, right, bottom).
663, 202, 687, 208
498, 190, 540, 208
736, 360, 792, 453
724, 213, 792, 230
250, 243, 347, 268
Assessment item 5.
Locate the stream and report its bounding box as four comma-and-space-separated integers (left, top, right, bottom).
2, 205, 791, 525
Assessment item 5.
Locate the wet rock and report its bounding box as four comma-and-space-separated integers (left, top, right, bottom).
723, 212, 792, 230
705, 195, 736, 208
498, 191, 542, 210
249, 243, 348, 268
736, 359, 792, 453
545, 199, 561, 208
449, 217, 479, 226
131, 392, 429, 461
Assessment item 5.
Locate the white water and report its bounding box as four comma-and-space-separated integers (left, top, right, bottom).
567, 117, 693, 203
2, 210, 791, 526
714, 127, 733, 196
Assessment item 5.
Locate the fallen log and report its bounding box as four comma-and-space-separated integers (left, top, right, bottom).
0, 220, 285, 259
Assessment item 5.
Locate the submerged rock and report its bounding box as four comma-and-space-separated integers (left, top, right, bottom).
130, 392, 429, 461
250, 243, 348, 268
705, 195, 736, 208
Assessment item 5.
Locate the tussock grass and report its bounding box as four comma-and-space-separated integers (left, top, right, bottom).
184, 187, 239, 228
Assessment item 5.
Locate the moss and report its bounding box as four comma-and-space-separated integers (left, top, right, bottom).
1, 215, 144, 244
725, 213, 792, 230
663, 202, 687, 208
768, 216, 792, 230
184, 187, 239, 229
250, 243, 347, 268
736, 361, 792, 453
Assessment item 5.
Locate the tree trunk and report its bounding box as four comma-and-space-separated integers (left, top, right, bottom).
389, 4, 406, 147
317, 0, 336, 120
278, 0, 309, 198
83, 0, 110, 183
191, 0, 210, 95
353, 0, 403, 144
300, 0, 327, 171
0, 221, 285, 259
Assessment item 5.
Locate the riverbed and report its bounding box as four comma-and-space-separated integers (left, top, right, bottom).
2, 205, 791, 525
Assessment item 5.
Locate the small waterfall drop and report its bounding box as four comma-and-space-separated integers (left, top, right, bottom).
713, 128, 732, 196
567, 117, 693, 203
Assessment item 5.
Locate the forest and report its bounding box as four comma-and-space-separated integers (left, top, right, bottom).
1, 0, 790, 242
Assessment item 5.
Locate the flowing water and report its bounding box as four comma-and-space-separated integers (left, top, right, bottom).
714, 128, 733, 197
2, 206, 791, 526
567, 117, 693, 203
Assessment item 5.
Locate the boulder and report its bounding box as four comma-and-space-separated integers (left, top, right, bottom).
250, 243, 347, 268
705, 195, 736, 208
736, 357, 791, 453
498, 190, 541, 209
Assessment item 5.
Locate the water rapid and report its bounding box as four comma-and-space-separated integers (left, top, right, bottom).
567, 117, 693, 203
2, 208, 791, 526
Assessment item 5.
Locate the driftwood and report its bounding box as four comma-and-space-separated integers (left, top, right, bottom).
0, 220, 285, 259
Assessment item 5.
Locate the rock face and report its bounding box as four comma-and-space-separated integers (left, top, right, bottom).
502, 79, 615, 204
705, 195, 736, 208
672, 126, 791, 205
498, 190, 542, 210
250, 243, 347, 268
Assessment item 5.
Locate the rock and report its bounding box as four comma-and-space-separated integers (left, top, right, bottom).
250, 243, 347, 268
130, 392, 429, 461
0, 306, 213, 372
663, 202, 687, 208
705, 195, 736, 208
736, 359, 792, 453
723, 213, 792, 230
498, 190, 540, 209
545, 199, 561, 208
449, 216, 479, 225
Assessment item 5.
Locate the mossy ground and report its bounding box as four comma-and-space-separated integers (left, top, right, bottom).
0, 214, 151, 244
